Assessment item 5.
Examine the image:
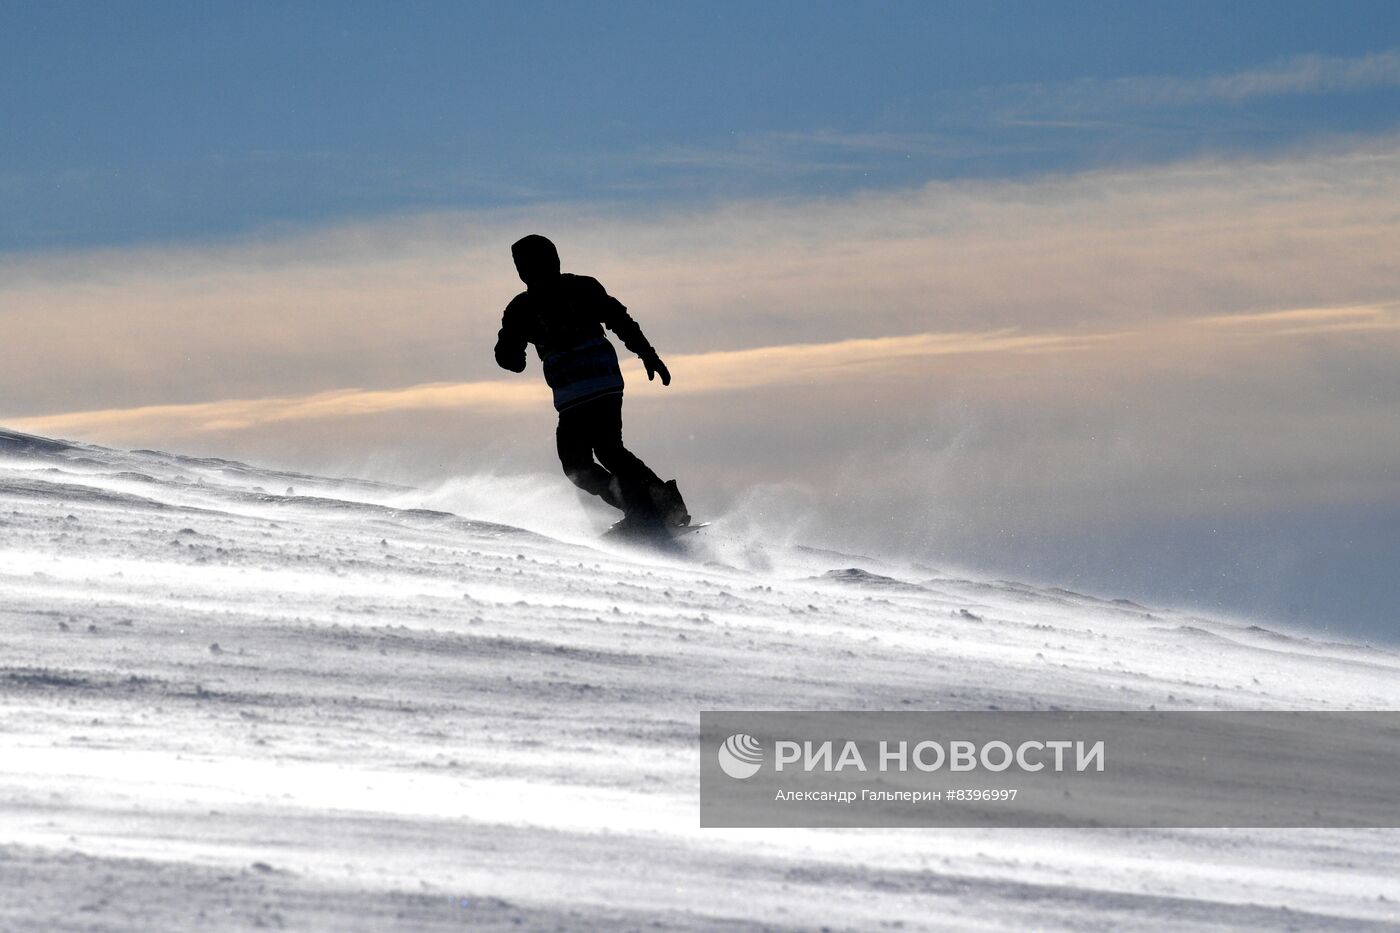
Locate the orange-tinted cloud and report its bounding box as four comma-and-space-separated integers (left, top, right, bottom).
10, 304, 1396, 444
4, 138, 1400, 421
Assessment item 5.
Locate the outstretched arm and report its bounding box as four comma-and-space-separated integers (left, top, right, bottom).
493, 305, 528, 373
594, 281, 671, 386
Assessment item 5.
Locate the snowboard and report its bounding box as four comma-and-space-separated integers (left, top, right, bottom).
602, 519, 709, 543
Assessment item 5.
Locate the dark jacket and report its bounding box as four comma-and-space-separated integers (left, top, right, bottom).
494, 274, 655, 412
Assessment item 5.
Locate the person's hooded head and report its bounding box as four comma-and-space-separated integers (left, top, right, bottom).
511, 234, 561, 288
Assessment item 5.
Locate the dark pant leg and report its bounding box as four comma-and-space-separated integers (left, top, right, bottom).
556, 394, 661, 514
588, 395, 663, 507
556, 398, 624, 510
592, 396, 689, 525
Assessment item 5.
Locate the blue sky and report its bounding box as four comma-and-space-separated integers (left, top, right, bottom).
4, 1, 1400, 250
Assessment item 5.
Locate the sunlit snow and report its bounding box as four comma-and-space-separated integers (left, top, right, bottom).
2, 427, 1397, 930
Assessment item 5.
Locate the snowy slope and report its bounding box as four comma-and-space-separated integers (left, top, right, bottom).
1, 426, 1398, 931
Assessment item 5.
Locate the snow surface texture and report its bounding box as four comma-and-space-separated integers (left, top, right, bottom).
1, 426, 1398, 931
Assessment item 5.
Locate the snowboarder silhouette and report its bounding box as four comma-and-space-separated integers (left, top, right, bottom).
494, 235, 690, 531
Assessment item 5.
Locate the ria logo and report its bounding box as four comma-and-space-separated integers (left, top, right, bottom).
718, 733, 764, 779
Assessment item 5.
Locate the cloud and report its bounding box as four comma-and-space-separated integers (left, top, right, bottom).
615, 49, 1400, 182
1197, 302, 1400, 336
0, 327, 1083, 439
5, 379, 546, 439
10, 303, 1396, 445
629, 128, 1041, 176
5, 135, 1400, 421
994, 48, 1400, 118
1159, 48, 1400, 104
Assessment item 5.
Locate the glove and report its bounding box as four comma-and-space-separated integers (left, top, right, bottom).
642, 352, 671, 386
494, 345, 527, 373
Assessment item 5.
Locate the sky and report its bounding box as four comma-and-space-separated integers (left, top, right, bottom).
3, 1, 1399, 639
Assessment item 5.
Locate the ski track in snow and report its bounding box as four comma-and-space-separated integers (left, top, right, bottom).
1, 428, 1398, 931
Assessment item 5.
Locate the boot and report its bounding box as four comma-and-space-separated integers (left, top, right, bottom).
617, 476, 664, 527
648, 479, 690, 527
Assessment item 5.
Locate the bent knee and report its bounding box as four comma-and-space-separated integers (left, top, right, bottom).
563, 465, 609, 495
